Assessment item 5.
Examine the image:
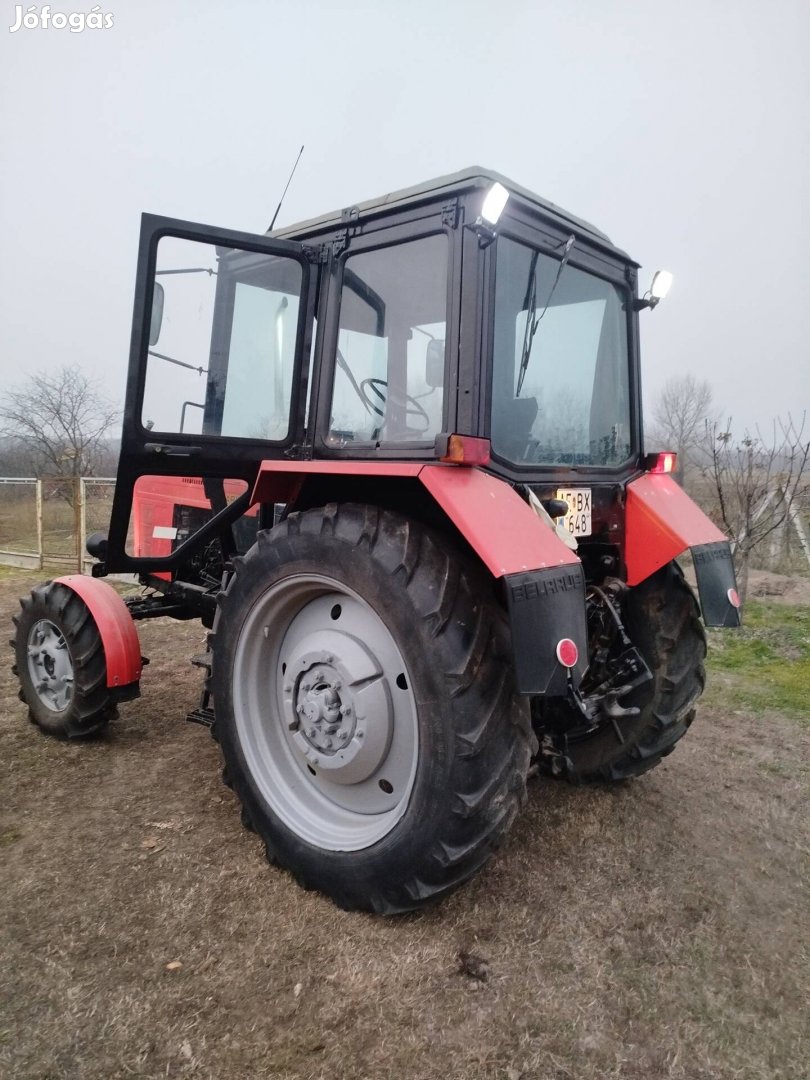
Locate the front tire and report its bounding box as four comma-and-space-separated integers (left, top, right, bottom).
11, 582, 116, 738
210, 503, 532, 913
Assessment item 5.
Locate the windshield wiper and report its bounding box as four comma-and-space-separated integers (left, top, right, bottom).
516, 234, 575, 397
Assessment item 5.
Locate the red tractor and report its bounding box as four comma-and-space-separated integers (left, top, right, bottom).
12, 169, 740, 913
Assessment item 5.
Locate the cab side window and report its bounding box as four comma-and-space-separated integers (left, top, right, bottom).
328, 235, 448, 447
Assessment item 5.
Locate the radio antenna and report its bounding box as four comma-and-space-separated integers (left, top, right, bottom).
267, 145, 305, 232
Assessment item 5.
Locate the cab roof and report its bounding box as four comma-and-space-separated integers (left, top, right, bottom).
270, 166, 628, 258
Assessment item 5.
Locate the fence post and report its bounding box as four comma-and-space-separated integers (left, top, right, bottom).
35, 479, 44, 570
79, 477, 88, 574
73, 477, 84, 573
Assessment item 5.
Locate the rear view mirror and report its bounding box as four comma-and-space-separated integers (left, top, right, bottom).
425, 339, 445, 388
149, 282, 165, 346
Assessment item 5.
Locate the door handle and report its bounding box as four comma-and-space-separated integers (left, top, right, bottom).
145, 443, 202, 457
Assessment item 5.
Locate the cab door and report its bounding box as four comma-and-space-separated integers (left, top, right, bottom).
105, 214, 316, 574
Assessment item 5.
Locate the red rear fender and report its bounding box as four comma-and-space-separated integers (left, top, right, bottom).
625, 474, 740, 627
252, 460, 581, 577
251, 460, 588, 694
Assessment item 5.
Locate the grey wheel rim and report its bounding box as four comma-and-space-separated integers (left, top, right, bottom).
232, 574, 419, 852
27, 619, 74, 712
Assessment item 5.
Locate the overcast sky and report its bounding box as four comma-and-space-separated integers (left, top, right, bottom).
1, 0, 807, 436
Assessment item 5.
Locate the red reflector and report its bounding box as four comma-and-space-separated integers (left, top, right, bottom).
728, 588, 740, 608
649, 451, 677, 474
440, 434, 491, 466
556, 638, 579, 668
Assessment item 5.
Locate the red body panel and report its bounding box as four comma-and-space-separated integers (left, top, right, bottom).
252, 460, 580, 578
54, 575, 142, 689
624, 474, 726, 586
132, 475, 251, 560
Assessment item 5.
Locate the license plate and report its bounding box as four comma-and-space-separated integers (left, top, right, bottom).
555, 488, 592, 537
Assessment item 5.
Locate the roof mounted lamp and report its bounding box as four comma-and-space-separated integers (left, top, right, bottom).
471, 181, 509, 248
634, 269, 673, 311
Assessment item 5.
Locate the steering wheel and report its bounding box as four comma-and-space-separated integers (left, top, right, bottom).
359, 378, 431, 433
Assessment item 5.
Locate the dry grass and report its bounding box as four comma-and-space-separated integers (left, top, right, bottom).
1, 567, 808, 1080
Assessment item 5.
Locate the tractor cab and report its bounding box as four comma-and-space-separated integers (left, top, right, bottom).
103, 170, 644, 579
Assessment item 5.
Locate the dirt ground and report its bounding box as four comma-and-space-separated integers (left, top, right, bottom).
1, 568, 807, 1080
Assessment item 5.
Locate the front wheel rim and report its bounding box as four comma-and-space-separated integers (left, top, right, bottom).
26, 619, 74, 712
232, 574, 419, 852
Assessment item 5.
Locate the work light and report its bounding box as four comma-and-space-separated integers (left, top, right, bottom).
481, 182, 509, 225
650, 270, 673, 301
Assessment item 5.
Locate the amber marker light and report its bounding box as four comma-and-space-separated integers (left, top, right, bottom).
645, 451, 677, 474
438, 434, 491, 466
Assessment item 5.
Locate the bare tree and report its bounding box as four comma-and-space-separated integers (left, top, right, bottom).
699, 413, 809, 607
0, 365, 119, 483
649, 375, 714, 486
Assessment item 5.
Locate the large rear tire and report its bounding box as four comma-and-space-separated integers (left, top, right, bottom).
11, 582, 116, 738
537, 562, 706, 783
210, 503, 533, 913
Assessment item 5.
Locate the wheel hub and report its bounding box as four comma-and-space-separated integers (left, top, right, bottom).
295, 663, 354, 752
26, 619, 74, 712
282, 637, 394, 785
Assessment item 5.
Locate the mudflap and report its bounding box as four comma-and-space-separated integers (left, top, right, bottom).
691, 541, 741, 627
505, 564, 588, 695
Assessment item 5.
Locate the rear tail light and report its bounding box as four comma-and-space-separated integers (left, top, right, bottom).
645, 451, 677, 474
556, 638, 579, 668
728, 588, 740, 608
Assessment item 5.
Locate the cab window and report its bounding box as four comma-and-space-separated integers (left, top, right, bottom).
327, 235, 448, 447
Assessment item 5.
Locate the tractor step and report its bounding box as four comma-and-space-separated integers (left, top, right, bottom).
186, 705, 215, 728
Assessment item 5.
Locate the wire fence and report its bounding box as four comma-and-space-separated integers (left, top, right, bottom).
0, 477, 115, 573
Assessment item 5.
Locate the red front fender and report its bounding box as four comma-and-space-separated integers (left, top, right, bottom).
54, 575, 142, 689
